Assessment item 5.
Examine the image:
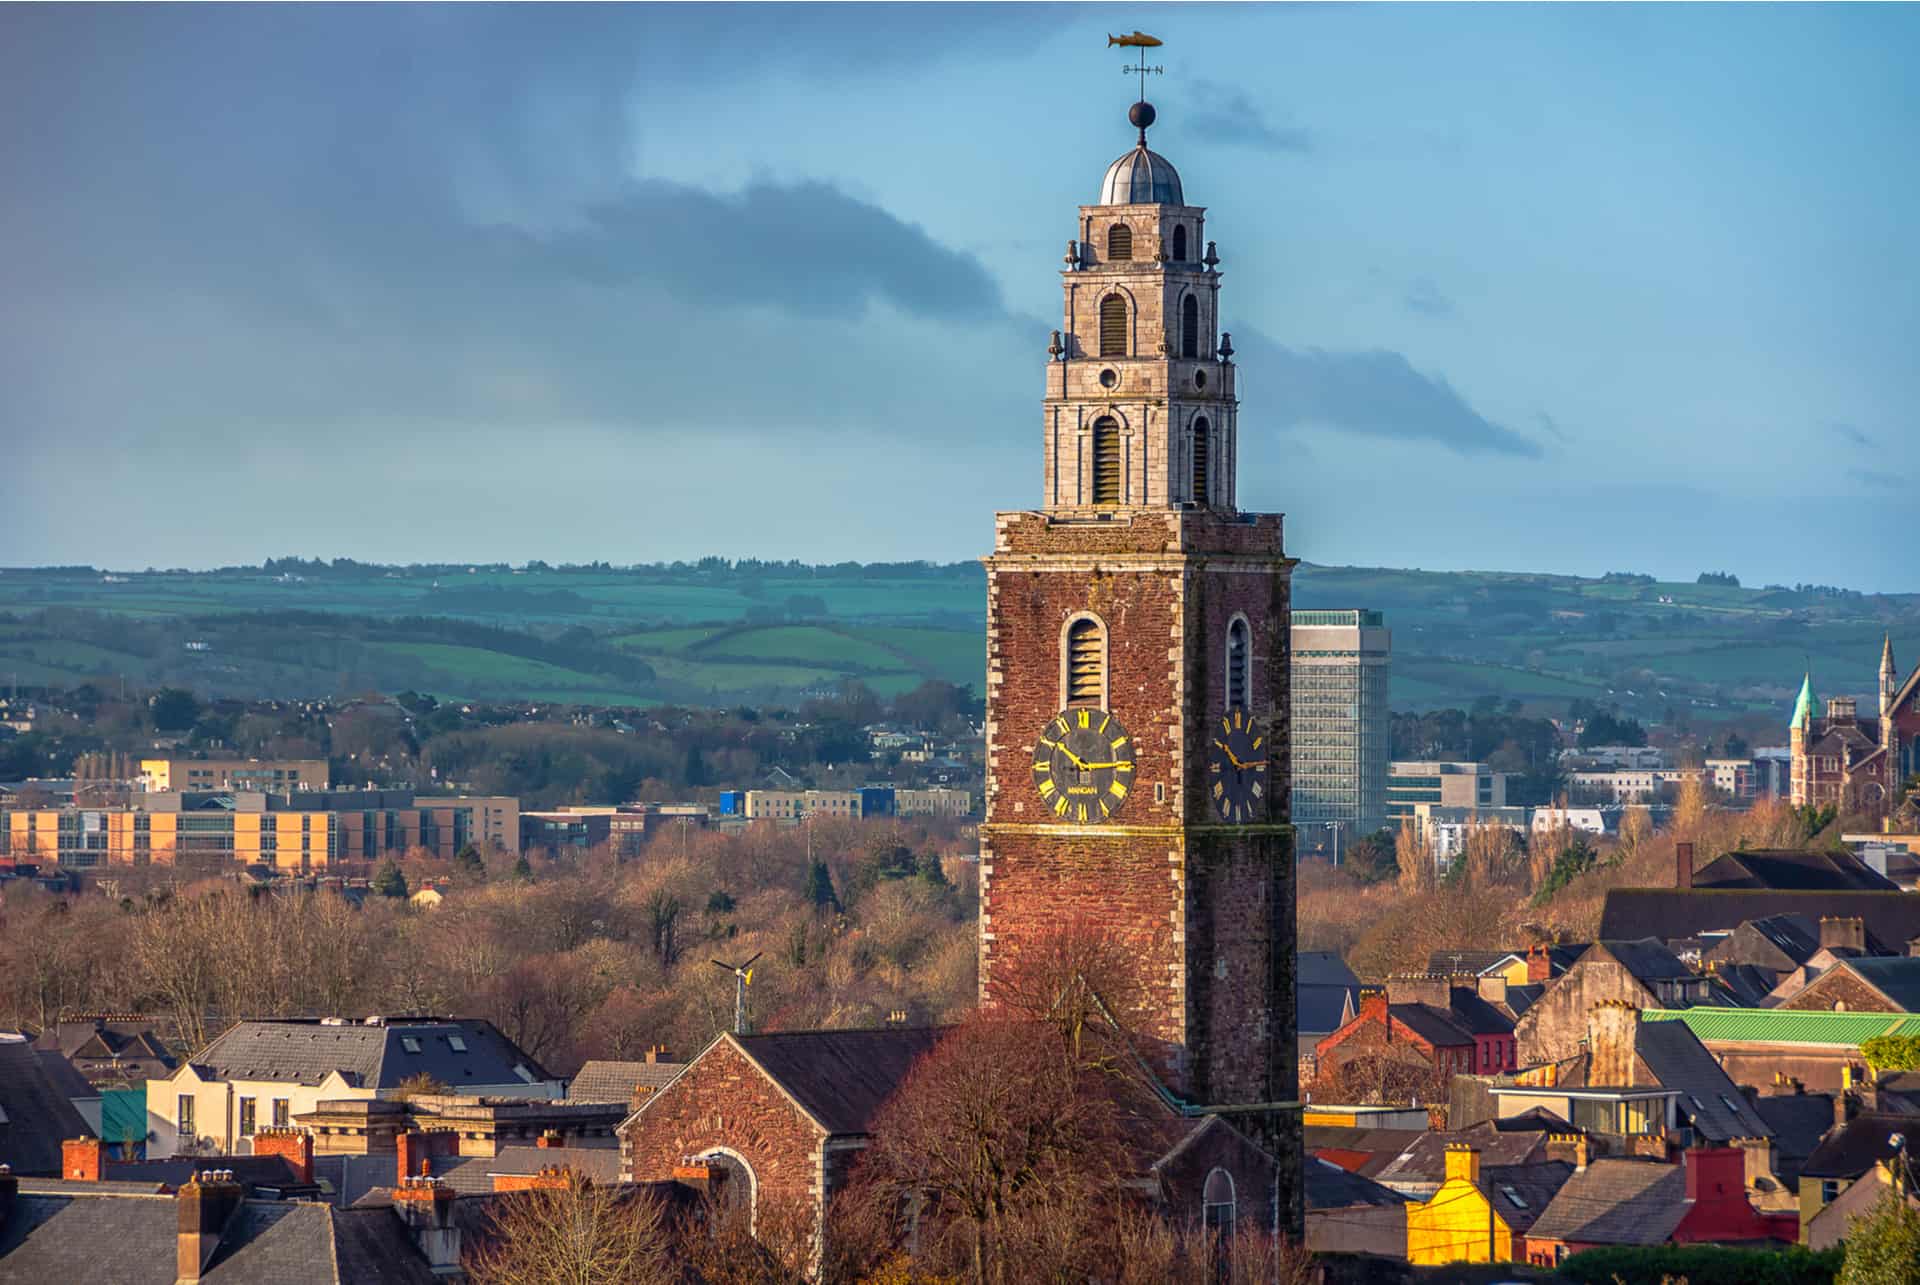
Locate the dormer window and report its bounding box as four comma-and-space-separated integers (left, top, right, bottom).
1108, 224, 1133, 261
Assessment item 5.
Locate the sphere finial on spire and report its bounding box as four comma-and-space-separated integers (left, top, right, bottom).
1129, 99, 1157, 143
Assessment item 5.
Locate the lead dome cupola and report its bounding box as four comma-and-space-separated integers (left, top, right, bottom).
1099, 100, 1183, 205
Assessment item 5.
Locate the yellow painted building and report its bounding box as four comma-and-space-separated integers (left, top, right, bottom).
138, 757, 328, 793
1406, 1145, 1516, 1266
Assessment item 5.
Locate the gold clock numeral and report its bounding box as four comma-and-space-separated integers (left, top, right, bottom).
1098, 714, 1110, 734
1098, 798, 1112, 817
1076, 803, 1088, 823
1210, 761, 1221, 774
1109, 780, 1128, 798
1221, 718, 1231, 735
1212, 782, 1224, 798
1111, 736, 1128, 751
1033, 760, 1050, 772
1251, 781, 1263, 797
1038, 779, 1056, 798
1054, 796, 1069, 816
1252, 736, 1263, 750
1076, 709, 1090, 730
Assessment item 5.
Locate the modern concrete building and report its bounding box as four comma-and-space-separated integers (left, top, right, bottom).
1386, 761, 1507, 826
138, 757, 328, 793
1291, 609, 1391, 845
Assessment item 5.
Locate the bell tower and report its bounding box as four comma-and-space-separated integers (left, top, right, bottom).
980, 86, 1300, 1230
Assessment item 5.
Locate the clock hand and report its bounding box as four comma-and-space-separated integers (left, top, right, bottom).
1213, 739, 1247, 770
1077, 760, 1136, 771
1054, 743, 1092, 770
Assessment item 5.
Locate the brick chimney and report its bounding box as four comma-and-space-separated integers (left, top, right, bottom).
1526, 945, 1551, 985
250, 1128, 313, 1184
391, 1176, 461, 1273
1676, 841, 1694, 890
644, 1045, 670, 1064
1587, 1001, 1641, 1086
62, 1136, 102, 1182
177, 1170, 246, 1283
1477, 973, 1509, 1007
535, 1130, 564, 1150
1819, 917, 1866, 954
395, 1129, 460, 1185
1545, 1132, 1590, 1172
673, 1159, 729, 1199
1442, 1144, 1480, 1186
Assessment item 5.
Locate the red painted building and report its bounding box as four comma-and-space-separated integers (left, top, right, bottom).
1316, 979, 1518, 1080
1791, 638, 1920, 815
1524, 1147, 1796, 1266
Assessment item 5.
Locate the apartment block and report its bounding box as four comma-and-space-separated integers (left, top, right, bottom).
1386, 761, 1508, 825
1291, 609, 1391, 840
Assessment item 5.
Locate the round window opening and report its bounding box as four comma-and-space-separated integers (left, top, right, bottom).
1194, 369, 1208, 390
1099, 368, 1119, 389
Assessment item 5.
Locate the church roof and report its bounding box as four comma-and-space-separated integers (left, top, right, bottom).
1100, 145, 1184, 206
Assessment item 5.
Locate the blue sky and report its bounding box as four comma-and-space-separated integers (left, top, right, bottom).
3, 4, 1916, 589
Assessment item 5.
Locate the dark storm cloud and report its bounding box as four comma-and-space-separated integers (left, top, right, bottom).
0, 4, 1040, 446
1230, 328, 1543, 458
1178, 79, 1313, 154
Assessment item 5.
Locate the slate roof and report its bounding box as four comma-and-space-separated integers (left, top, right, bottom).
1708, 963, 1779, 1008
1632, 1021, 1774, 1144
1446, 991, 1519, 1037
1300, 951, 1362, 989
1526, 1158, 1688, 1246
0, 1190, 443, 1283
35, 1048, 99, 1103
1829, 956, 1920, 1011
1298, 986, 1356, 1037
1376, 1125, 1543, 1189
178, 1019, 550, 1090
0, 1034, 93, 1176
1304, 1156, 1410, 1210
1600, 889, 1920, 948
1802, 1113, 1918, 1180
1695, 849, 1899, 892
1428, 950, 1525, 977
33, 1020, 175, 1072
99, 1155, 311, 1195
1476, 1160, 1576, 1235
1733, 914, 1822, 966
1751, 1093, 1840, 1187
1601, 938, 1698, 984
1303, 1127, 1426, 1180
731, 1027, 947, 1136
1388, 1003, 1474, 1048
428, 1144, 622, 1195
568, 1059, 686, 1103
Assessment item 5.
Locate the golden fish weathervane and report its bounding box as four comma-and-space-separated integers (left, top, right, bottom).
1108, 30, 1163, 48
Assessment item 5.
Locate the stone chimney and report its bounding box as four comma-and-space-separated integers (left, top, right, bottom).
1477, 973, 1509, 1007
1819, 917, 1866, 954
1587, 1001, 1641, 1087
1387, 974, 1452, 1010
177, 1170, 246, 1283
250, 1127, 313, 1185
1545, 1132, 1590, 1172
1442, 1143, 1480, 1186
62, 1136, 102, 1182
391, 1176, 461, 1273
1676, 841, 1694, 890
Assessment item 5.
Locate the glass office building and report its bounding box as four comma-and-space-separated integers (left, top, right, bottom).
1291, 609, 1391, 846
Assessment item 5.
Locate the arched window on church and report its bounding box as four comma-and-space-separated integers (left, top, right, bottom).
1065, 616, 1107, 707
1172, 224, 1188, 262
1202, 1168, 1237, 1239
1190, 415, 1211, 504
1181, 294, 1200, 360
1226, 616, 1249, 711
1091, 416, 1122, 506
1099, 294, 1128, 357
1108, 223, 1133, 261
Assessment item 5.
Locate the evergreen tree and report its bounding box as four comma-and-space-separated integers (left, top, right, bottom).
512, 854, 533, 881
1840, 1189, 1920, 1285
684, 746, 709, 788
372, 859, 408, 899
806, 860, 841, 913
454, 843, 485, 879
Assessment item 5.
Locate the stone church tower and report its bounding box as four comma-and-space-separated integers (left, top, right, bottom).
979, 96, 1300, 1221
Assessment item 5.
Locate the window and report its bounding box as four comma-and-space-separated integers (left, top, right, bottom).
1499, 1184, 1529, 1210
401, 1036, 423, 1054
1107, 223, 1132, 261
1822, 1180, 1840, 1205
448, 1033, 468, 1053
1065, 617, 1106, 708
1226, 616, 1249, 711
1191, 415, 1211, 504
1181, 293, 1200, 359
272, 1099, 290, 1128
1202, 1168, 1236, 1237
1091, 417, 1122, 505
238, 1096, 257, 1137
1172, 224, 1188, 262
1098, 294, 1127, 358
178, 1095, 195, 1141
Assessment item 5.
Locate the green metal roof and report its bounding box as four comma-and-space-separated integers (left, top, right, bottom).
1644, 1007, 1920, 1045
1790, 673, 1816, 731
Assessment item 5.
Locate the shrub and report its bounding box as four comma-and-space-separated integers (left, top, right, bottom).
1559, 1244, 1842, 1285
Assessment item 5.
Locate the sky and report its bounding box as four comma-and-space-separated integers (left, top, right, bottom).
3, 3, 1918, 590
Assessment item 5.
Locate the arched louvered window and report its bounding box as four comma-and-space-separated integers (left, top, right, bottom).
1180, 294, 1200, 360
1065, 616, 1106, 707
1098, 294, 1127, 358
1107, 223, 1132, 262
1226, 616, 1249, 711
1191, 415, 1210, 504
1172, 224, 1188, 262
1091, 416, 1121, 506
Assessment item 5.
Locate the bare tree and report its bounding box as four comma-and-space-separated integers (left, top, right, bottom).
465, 1172, 673, 1285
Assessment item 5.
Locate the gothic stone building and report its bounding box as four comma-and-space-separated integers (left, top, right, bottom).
1791, 637, 1920, 816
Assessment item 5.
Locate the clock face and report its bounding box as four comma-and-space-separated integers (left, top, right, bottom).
1032, 707, 1136, 823
1207, 707, 1268, 823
